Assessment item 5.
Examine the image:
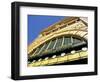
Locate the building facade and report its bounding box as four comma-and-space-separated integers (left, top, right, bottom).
28, 17, 88, 67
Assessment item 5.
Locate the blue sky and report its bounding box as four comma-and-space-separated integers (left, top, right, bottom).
28, 15, 66, 45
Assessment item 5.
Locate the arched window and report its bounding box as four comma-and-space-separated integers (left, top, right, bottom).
29, 35, 87, 60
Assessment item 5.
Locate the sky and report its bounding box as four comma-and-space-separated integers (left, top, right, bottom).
28, 15, 66, 45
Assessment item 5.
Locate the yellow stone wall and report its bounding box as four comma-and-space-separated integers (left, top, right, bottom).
28, 50, 87, 67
